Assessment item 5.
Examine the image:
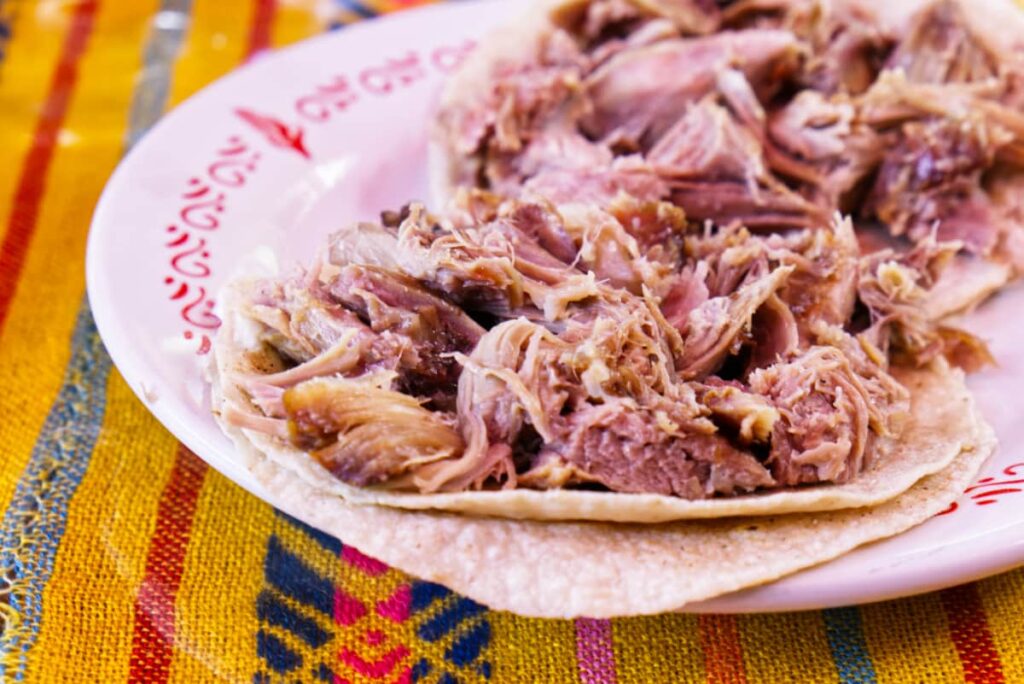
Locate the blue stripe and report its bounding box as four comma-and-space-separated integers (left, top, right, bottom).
256, 629, 301, 673
0, 304, 112, 681
411, 580, 450, 613
823, 607, 878, 684
275, 509, 342, 555
417, 596, 486, 643
333, 0, 376, 19
264, 535, 334, 616
256, 590, 330, 647
411, 658, 431, 682
125, 0, 193, 149
445, 618, 490, 667
0, 11, 11, 64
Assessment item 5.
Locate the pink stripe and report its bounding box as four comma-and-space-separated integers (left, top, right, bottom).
575, 618, 618, 684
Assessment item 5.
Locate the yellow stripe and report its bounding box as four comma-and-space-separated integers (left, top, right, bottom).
489, 613, 577, 681
0, 3, 68, 241
168, 0, 256, 107
738, 612, 838, 683
31, 372, 177, 681
861, 594, 962, 683
169, 471, 276, 682
611, 614, 706, 682
128, 1, 275, 678
0, 0, 85, 522
978, 570, 1024, 682
272, 0, 325, 48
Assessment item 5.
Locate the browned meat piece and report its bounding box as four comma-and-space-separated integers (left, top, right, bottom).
283, 376, 464, 486
328, 265, 484, 347
605, 193, 689, 260
504, 198, 580, 263
771, 217, 860, 335
327, 264, 485, 396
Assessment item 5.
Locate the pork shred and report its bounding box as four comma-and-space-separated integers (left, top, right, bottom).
223, 190, 984, 499
436, 0, 1024, 274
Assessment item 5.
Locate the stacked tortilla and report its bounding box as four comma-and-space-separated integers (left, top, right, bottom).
209, 0, 1017, 617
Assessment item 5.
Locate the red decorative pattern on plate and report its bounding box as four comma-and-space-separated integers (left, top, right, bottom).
162, 136, 261, 354
162, 40, 478, 354
937, 462, 1024, 516
235, 108, 310, 159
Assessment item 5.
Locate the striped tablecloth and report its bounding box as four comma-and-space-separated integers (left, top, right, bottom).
0, 1, 1022, 681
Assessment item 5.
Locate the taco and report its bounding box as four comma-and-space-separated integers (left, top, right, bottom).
430, 0, 1024, 317
210, 193, 989, 522
214, 342, 994, 617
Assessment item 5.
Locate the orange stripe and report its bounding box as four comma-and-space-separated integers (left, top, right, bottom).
0, 0, 97, 333
941, 584, 1006, 684
698, 615, 748, 684
128, 446, 209, 683
246, 0, 277, 59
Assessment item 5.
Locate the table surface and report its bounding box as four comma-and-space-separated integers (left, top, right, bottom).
1, 1, 1022, 682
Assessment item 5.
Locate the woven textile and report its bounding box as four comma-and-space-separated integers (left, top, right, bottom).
0, 1, 1022, 682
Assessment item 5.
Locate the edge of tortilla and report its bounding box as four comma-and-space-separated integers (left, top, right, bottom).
211, 280, 974, 523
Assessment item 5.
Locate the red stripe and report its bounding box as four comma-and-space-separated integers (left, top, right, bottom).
245, 0, 276, 60
941, 584, 1006, 684
698, 615, 747, 684
128, 446, 209, 684
0, 0, 98, 333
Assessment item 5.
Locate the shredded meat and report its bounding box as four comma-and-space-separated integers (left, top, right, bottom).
436, 0, 1024, 281
284, 376, 461, 475
749, 345, 908, 485
221, 190, 961, 499
220, 0, 1015, 499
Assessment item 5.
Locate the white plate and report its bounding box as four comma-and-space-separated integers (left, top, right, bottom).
86, 0, 1024, 613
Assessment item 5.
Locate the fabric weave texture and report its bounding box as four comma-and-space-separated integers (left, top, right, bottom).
0, 0, 1021, 681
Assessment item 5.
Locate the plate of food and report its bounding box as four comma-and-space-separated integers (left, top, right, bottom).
86, 0, 1024, 618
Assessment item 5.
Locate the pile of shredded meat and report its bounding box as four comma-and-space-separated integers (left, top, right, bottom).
436, 0, 1024, 273
223, 189, 989, 498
